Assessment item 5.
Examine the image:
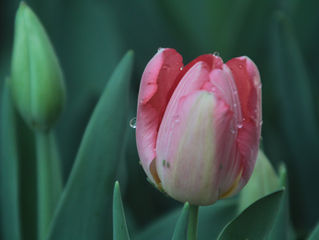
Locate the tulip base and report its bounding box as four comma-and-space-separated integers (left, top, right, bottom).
187, 204, 199, 240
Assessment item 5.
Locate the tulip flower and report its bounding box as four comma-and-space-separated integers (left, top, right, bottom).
136, 48, 262, 205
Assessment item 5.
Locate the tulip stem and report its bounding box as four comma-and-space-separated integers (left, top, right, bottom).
35, 131, 62, 240
187, 204, 199, 240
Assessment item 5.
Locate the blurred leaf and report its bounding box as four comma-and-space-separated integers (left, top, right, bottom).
171, 202, 189, 240
48, 51, 134, 240
0, 79, 21, 240
55, 0, 124, 180
238, 149, 280, 212
218, 189, 284, 240
35, 131, 63, 240
16, 106, 37, 240
113, 181, 130, 240
268, 164, 295, 240
270, 11, 319, 230
308, 222, 319, 240
135, 198, 237, 240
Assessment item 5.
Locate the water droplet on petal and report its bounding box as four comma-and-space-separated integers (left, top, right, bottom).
259, 120, 263, 126
237, 123, 243, 129
233, 103, 237, 108
180, 66, 183, 71
238, 64, 243, 69
230, 128, 235, 134
129, 117, 136, 128
213, 51, 220, 56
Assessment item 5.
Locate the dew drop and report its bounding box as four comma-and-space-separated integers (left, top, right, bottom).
213, 51, 220, 56
237, 123, 243, 129
233, 103, 237, 108
259, 120, 263, 126
180, 66, 184, 71
230, 128, 235, 134
129, 117, 136, 128
238, 64, 243, 69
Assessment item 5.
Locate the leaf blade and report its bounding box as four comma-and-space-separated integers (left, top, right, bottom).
113, 181, 130, 240
48, 51, 134, 240
0, 80, 22, 240
171, 202, 190, 240
218, 190, 284, 240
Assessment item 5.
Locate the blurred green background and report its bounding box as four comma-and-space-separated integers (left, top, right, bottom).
1, 0, 319, 238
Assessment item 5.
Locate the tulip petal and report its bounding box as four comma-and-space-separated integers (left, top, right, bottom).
136, 48, 183, 183
157, 91, 218, 205
156, 59, 215, 173
155, 55, 225, 204
226, 57, 262, 185
208, 66, 243, 198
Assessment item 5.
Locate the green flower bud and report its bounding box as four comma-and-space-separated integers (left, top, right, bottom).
10, 2, 65, 131
238, 150, 281, 212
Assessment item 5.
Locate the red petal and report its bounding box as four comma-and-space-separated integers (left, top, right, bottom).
136, 48, 183, 182
226, 57, 262, 182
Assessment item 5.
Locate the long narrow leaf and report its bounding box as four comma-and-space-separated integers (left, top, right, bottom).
48, 51, 134, 240
0, 80, 21, 240
270, 12, 319, 228
113, 181, 130, 240
171, 202, 189, 240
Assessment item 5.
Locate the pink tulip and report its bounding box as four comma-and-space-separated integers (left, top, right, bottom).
136, 48, 262, 205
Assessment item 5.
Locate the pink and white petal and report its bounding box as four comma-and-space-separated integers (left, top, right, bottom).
136, 48, 183, 183
226, 56, 262, 183
156, 91, 219, 205
156, 60, 212, 174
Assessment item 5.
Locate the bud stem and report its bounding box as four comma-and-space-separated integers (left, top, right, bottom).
187, 204, 199, 240
35, 131, 62, 240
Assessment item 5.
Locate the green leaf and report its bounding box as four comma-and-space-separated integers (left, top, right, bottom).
47, 51, 134, 240
171, 202, 190, 240
113, 181, 130, 240
135, 198, 237, 240
268, 164, 295, 240
270, 11, 319, 229
0, 79, 21, 240
218, 190, 284, 240
308, 222, 319, 240
238, 149, 280, 212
